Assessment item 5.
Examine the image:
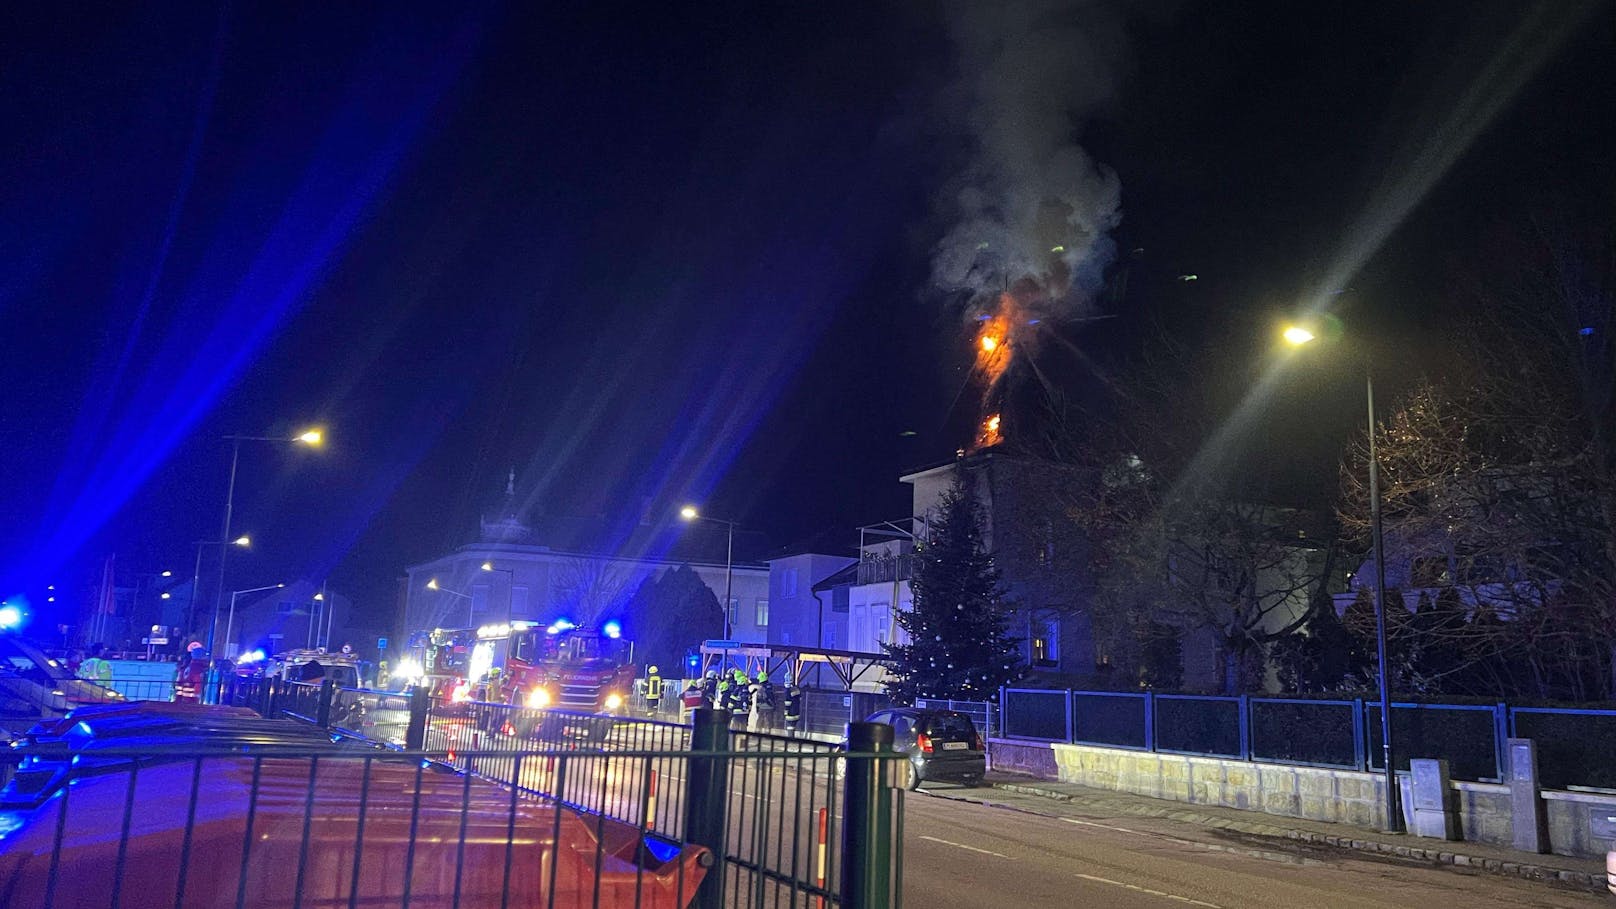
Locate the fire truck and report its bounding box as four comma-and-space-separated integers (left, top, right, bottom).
495, 620, 636, 739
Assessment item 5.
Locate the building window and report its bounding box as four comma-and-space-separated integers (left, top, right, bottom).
781, 569, 798, 597
755, 600, 769, 626
1031, 616, 1059, 666
728, 598, 739, 627
471, 584, 491, 616
510, 586, 529, 619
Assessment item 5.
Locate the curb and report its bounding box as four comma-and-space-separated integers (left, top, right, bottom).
988, 782, 1606, 894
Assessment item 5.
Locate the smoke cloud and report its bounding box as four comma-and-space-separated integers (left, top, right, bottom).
931, 1, 1126, 321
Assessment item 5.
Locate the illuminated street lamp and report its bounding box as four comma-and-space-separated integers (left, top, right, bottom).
210, 428, 323, 655
679, 505, 736, 640
426, 578, 474, 629
1283, 324, 1403, 833
223, 583, 285, 658
192, 535, 252, 643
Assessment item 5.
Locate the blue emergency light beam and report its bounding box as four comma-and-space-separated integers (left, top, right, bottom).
5, 14, 488, 604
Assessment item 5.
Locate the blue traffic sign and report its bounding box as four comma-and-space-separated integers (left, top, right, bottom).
377, 636, 389, 651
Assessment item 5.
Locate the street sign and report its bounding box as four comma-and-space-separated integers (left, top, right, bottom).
377, 636, 389, 651
143, 637, 169, 645
703, 639, 740, 649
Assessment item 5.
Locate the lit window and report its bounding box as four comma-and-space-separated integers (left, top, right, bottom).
756, 600, 769, 626
728, 598, 739, 625
1031, 616, 1059, 666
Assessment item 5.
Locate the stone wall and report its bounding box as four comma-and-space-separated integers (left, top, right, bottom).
986, 738, 1058, 778
990, 740, 1616, 860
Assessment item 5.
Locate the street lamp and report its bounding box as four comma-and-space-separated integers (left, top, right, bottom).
1283, 324, 1403, 833
193, 535, 252, 645
679, 505, 736, 640
426, 578, 474, 629
211, 428, 323, 656
223, 583, 285, 658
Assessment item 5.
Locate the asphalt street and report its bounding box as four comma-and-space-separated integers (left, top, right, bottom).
908, 782, 1605, 909
424, 713, 1606, 907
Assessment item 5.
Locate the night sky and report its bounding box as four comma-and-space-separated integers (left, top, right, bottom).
4, 2, 1612, 630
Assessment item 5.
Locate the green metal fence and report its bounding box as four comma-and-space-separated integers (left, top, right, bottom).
242, 678, 906, 908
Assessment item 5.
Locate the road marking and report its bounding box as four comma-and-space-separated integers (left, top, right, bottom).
917, 835, 1010, 858
1064, 870, 1224, 908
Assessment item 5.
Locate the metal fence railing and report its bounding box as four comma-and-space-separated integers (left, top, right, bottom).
999, 687, 1616, 789
2, 689, 906, 909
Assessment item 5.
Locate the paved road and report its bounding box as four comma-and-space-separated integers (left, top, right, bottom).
908, 783, 1604, 908
425, 713, 1606, 907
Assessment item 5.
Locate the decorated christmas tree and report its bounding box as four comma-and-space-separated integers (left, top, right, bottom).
884, 470, 1022, 703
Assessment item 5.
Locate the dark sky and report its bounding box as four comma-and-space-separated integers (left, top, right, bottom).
3, 2, 1612, 630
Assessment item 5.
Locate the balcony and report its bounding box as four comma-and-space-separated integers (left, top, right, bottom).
857, 554, 918, 585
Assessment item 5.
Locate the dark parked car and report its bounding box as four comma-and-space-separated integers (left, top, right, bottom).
863, 707, 986, 790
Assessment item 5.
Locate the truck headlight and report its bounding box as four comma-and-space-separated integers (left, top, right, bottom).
527, 688, 551, 709
604, 693, 623, 711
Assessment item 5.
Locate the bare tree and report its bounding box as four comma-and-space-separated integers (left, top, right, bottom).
1030, 337, 1331, 694
551, 557, 628, 628
1336, 207, 1616, 699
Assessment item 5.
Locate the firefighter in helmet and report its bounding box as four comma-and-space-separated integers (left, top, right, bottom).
644, 664, 664, 717
782, 681, 804, 735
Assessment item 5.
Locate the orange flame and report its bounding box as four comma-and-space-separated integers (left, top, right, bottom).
974, 298, 1014, 387
975, 413, 1003, 449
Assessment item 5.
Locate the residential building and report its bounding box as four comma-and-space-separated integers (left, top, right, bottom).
763, 536, 856, 649
396, 475, 768, 665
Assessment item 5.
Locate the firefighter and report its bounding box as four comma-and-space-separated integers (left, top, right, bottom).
715, 671, 733, 712
644, 665, 663, 717
723, 666, 746, 714
701, 669, 719, 707
747, 670, 776, 733
173, 641, 208, 703
782, 682, 804, 736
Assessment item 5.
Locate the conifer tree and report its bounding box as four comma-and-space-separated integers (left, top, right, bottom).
884, 471, 1022, 703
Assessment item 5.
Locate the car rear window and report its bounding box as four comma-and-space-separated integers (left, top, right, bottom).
924, 714, 977, 738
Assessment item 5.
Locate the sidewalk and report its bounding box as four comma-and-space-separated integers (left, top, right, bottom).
963, 771, 1610, 895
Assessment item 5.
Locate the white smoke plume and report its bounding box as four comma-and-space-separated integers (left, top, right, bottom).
931, 1, 1127, 319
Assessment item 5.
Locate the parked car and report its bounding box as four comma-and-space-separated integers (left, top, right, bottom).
861, 707, 986, 790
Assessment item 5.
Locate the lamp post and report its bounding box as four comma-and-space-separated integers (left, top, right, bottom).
223, 583, 284, 658
679, 506, 736, 641
196, 536, 252, 651
480, 562, 516, 668
210, 429, 322, 653
1284, 325, 1404, 833
426, 578, 474, 629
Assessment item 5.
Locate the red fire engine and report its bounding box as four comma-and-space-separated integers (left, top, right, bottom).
502, 620, 636, 715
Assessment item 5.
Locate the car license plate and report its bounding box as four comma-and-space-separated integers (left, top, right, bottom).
942, 741, 968, 750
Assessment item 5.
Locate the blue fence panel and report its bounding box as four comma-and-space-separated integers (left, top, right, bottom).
1249, 698, 1359, 769
1510, 707, 1616, 791
1001, 688, 1069, 740
1070, 691, 1149, 750
1368, 703, 1500, 781
1153, 695, 1242, 757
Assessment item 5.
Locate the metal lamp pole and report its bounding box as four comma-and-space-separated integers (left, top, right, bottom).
224, 583, 283, 658
1366, 373, 1404, 833
209, 430, 321, 653
679, 507, 739, 641
1283, 326, 1401, 832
